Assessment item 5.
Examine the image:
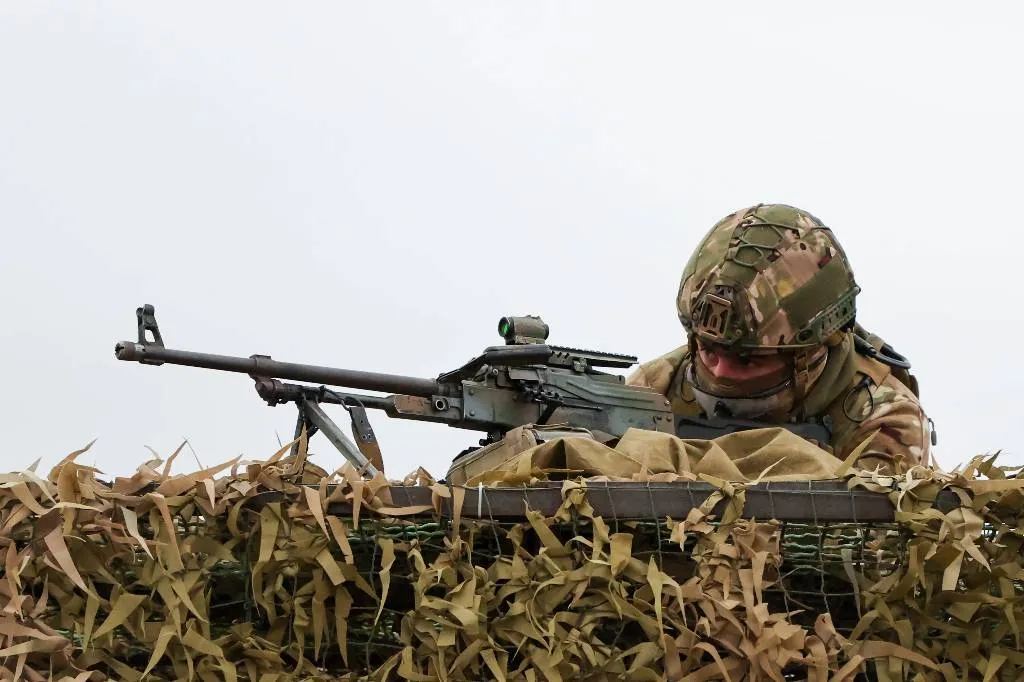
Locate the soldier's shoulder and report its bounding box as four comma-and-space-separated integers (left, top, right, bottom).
853, 354, 922, 408
829, 352, 931, 469
626, 345, 690, 395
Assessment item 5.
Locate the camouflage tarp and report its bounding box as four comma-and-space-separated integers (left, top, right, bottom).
1, 432, 1022, 681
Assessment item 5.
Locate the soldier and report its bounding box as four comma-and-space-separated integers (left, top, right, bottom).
628, 204, 932, 472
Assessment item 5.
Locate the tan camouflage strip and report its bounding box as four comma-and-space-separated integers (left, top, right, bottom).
0, 432, 1020, 680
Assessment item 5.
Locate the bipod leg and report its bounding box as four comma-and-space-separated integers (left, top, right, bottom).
343, 402, 386, 477
300, 398, 380, 479
290, 404, 320, 458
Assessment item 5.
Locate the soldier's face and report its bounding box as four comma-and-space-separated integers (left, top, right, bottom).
696, 344, 789, 385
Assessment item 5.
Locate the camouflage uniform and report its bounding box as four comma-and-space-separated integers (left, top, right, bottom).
628, 204, 931, 472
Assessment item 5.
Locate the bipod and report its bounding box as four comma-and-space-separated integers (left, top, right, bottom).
247, 369, 384, 479
289, 397, 382, 479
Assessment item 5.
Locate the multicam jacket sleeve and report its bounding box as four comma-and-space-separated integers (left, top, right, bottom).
833, 372, 932, 472
625, 346, 688, 396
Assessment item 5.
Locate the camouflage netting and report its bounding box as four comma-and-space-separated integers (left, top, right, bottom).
2, 433, 1023, 681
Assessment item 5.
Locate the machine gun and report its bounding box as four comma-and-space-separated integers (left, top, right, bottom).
115, 305, 830, 478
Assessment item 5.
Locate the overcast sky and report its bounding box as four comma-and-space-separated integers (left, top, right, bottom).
2, 2, 1022, 479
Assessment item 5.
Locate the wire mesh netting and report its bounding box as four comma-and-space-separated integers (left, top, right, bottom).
220, 514, 906, 672
2, 447, 1023, 681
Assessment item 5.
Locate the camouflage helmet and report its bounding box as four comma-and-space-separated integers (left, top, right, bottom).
678, 204, 859, 351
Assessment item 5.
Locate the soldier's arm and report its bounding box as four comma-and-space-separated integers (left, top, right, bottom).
625, 364, 658, 390
625, 346, 688, 396
838, 380, 931, 472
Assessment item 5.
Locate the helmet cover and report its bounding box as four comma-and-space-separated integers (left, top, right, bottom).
678, 204, 859, 351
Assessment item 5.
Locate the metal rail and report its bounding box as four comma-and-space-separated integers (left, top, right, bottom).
246, 480, 958, 522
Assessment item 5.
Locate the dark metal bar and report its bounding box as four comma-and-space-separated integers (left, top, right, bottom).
244, 480, 958, 522
253, 380, 396, 411
114, 341, 442, 396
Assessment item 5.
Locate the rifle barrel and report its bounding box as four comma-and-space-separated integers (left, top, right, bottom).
114, 341, 442, 397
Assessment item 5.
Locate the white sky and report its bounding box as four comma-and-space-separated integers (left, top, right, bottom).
2, 2, 1022, 478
